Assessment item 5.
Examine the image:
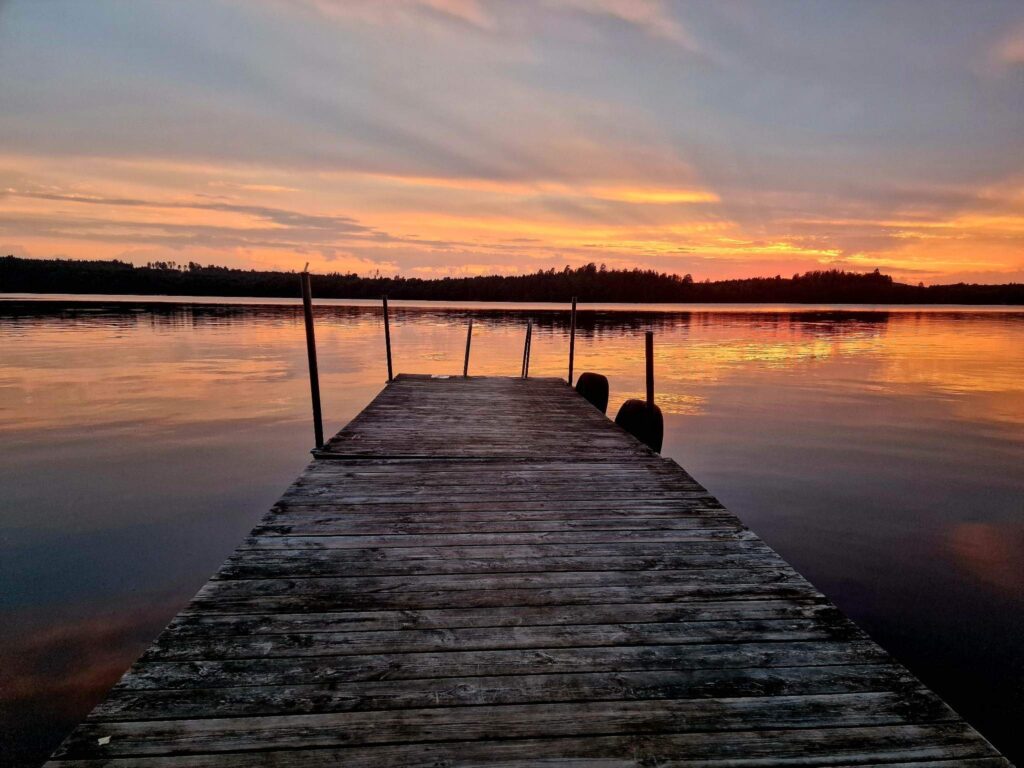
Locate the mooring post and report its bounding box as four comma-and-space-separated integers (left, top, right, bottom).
568, 296, 577, 385
300, 270, 324, 449
521, 323, 526, 377
382, 295, 393, 382
522, 320, 533, 378
645, 330, 655, 408
527, 321, 533, 377
525, 320, 533, 378
463, 318, 473, 377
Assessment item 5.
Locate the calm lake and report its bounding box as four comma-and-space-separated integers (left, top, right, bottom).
1, 296, 1023, 765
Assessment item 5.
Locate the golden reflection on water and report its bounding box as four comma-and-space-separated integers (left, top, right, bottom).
947, 523, 1024, 595
874, 320, 1024, 425
2, 306, 1022, 433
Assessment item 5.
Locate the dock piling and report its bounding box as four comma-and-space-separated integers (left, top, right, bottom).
645, 330, 655, 408
568, 296, 577, 385
299, 270, 324, 449
522, 320, 533, 378
382, 295, 393, 382
463, 318, 473, 377
614, 331, 663, 452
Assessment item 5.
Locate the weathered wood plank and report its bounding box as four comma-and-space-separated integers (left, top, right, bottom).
164, 599, 836, 634
197, 567, 809, 597
253, 514, 741, 536
111, 639, 898, 691
53, 691, 959, 757
234, 540, 764, 562
187, 575, 822, 615
145, 616, 865, 661
218, 550, 786, 579
44, 724, 1008, 767
239, 528, 759, 550
90, 664, 917, 720
180, 582, 825, 615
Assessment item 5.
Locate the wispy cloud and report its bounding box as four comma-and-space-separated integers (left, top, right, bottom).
8, 190, 378, 236
269, 0, 694, 45
551, 0, 697, 50
269, 0, 494, 30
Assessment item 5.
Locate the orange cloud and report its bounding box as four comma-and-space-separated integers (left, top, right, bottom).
589, 186, 719, 204
353, 172, 718, 205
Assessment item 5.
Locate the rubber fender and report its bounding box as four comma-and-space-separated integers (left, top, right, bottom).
614, 398, 664, 452
574, 372, 609, 414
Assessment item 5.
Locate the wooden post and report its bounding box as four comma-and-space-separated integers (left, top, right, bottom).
645, 330, 655, 408
521, 322, 528, 377
567, 296, 577, 385
463, 318, 473, 377
522, 320, 533, 378
300, 271, 324, 449
525, 320, 533, 378
382, 295, 393, 382
521, 323, 526, 377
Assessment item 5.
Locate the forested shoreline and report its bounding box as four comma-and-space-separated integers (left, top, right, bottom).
2, 255, 1022, 304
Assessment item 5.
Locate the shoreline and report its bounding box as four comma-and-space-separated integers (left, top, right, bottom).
3, 292, 1024, 312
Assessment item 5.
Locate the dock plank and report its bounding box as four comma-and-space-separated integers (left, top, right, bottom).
89, 664, 921, 721
53, 691, 962, 757
45, 375, 1008, 765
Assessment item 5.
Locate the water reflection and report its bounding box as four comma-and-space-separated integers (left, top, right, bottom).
1, 298, 1022, 765
0, 595, 184, 765
947, 523, 1024, 594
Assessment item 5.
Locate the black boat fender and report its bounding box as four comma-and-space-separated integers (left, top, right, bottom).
614, 398, 663, 453
574, 372, 609, 414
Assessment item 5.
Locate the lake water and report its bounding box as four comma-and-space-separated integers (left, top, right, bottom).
1, 296, 1023, 765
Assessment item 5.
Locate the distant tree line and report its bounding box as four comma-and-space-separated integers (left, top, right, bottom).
2, 255, 1022, 304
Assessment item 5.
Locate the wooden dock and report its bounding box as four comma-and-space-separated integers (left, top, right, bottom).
47, 375, 1009, 766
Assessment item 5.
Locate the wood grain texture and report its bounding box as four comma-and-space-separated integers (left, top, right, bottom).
45, 375, 1008, 765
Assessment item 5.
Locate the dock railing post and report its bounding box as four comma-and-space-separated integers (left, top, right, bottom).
645, 330, 655, 408
527, 321, 532, 378
521, 322, 527, 377
568, 296, 577, 385
522, 320, 533, 378
300, 270, 324, 449
463, 318, 473, 377
382, 295, 393, 382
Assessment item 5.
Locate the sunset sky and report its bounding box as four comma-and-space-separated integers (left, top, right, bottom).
2, 0, 1023, 283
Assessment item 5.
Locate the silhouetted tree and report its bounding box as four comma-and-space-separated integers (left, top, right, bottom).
1, 255, 1020, 304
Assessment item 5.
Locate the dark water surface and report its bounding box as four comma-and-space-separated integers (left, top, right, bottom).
1, 297, 1022, 765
